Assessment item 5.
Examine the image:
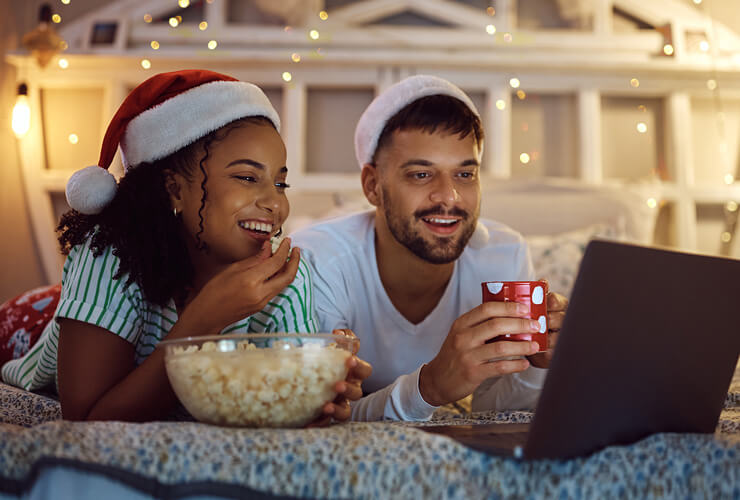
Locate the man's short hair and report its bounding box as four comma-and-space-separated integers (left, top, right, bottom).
372, 94, 484, 165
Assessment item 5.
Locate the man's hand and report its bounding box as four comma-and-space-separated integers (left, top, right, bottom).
418, 301, 542, 407
527, 291, 568, 368
308, 329, 372, 426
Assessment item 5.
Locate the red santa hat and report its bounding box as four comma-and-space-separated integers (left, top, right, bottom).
354, 74, 489, 249
65, 69, 281, 215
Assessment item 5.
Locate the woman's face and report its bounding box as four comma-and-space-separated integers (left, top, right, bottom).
172, 121, 289, 268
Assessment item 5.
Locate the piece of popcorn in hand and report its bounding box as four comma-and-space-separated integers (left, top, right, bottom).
270, 231, 285, 254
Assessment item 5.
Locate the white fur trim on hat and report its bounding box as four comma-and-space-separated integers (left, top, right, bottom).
121, 81, 280, 168
468, 220, 490, 249
65, 165, 118, 215
354, 75, 481, 168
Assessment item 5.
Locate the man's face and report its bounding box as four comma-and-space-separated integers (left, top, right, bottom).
372, 128, 481, 264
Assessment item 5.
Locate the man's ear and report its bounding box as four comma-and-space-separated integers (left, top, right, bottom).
361, 163, 380, 207
164, 170, 185, 211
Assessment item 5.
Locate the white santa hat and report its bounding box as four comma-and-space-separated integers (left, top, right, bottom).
353, 74, 489, 249
65, 69, 280, 215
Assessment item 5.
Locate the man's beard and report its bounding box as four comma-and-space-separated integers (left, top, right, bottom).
381, 187, 478, 264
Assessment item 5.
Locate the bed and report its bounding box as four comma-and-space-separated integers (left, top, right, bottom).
2, 179, 738, 499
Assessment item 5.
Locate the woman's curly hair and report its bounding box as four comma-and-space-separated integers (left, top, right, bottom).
57, 116, 273, 307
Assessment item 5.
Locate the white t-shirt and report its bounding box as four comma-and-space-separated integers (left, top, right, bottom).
291, 210, 547, 421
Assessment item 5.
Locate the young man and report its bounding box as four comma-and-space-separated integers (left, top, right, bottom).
291, 75, 567, 421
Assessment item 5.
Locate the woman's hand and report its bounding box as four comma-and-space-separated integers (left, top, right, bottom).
308, 329, 373, 427
179, 239, 300, 336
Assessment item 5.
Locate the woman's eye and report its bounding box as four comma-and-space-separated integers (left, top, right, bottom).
234, 175, 257, 183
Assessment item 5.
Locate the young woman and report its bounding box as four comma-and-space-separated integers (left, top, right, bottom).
1, 70, 371, 422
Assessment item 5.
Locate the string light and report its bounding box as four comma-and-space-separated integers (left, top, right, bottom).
638, 104, 647, 112
61, 0, 70, 4
724, 174, 734, 185
169, 17, 179, 27
693, 0, 702, 4
495, 99, 506, 110
636, 122, 647, 133
646, 198, 658, 209
11, 84, 30, 138
699, 40, 709, 52
207, 40, 217, 50
144, 14, 152, 23
282, 71, 292, 82
707, 79, 717, 90
663, 44, 674, 56
319, 11, 329, 21
509, 77, 520, 88
150, 41, 159, 49
68, 133, 78, 144
516, 90, 526, 100
141, 59, 151, 69
486, 24, 496, 35
630, 78, 640, 87
199, 21, 208, 30
60, 40, 68, 50
486, 7, 495, 16
291, 53, 301, 62
503, 33, 513, 43
727, 201, 738, 212
58, 58, 69, 69
52, 14, 61, 23
721, 232, 732, 243
519, 153, 530, 164
309, 29, 320, 40
178, 0, 190, 7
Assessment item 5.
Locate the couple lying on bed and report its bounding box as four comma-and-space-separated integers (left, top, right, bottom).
0, 70, 567, 424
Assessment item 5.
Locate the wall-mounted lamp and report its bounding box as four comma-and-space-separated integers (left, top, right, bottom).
12, 84, 31, 138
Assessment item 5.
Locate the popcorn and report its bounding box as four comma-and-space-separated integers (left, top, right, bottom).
270, 232, 285, 254
165, 341, 351, 427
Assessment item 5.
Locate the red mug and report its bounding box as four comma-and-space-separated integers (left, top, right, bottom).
481, 280, 548, 352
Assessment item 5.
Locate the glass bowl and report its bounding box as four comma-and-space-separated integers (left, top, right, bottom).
157, 333, 358, 427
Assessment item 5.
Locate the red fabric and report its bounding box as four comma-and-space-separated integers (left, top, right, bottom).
0, 284, 61, 365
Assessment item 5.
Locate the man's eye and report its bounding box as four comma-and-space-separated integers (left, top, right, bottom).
411, 172, 429, 180
275, 182, 291, 190
459, 171, 475, 179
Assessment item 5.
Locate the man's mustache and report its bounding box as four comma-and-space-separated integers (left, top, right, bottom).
414, 206, 469, 220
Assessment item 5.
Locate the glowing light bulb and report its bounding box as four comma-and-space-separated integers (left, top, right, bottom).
646, 198, 657, 209
630, 78, 640, 88
282, 72, 292, 82
68, 133, 79, 144
636, 122, 647, 133
495, 99, 506, 110
519, 153, 530, 164
61, 0, 70, 4
150, 40, 159, 49
199, 21, 208, 30
169, 17, 179, 27
486, 24, 496, 35
663, 44, 674, 56
58, 58, 69, 69
52, 14, 61, 23
309, 30, 320, 40
12, 84, 30, 138
291, 53, 301, 63
208, 40, 217, 50
178, 0, 190, 7
319, 11, 328, 20
141, 59, 151, 69
509, 77, 520, 88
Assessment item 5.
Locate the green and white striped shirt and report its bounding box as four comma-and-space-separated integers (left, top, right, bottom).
1, 237, 318, 391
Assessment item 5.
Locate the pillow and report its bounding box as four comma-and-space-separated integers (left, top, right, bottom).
0, 284, 61, 366
526, 224, 626, 299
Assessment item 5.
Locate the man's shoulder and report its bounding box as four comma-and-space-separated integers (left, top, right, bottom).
290, 210, 374, 263
478, 218, 528, 248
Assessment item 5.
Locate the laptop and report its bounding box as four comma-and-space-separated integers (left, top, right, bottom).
420, 240, 740, 460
